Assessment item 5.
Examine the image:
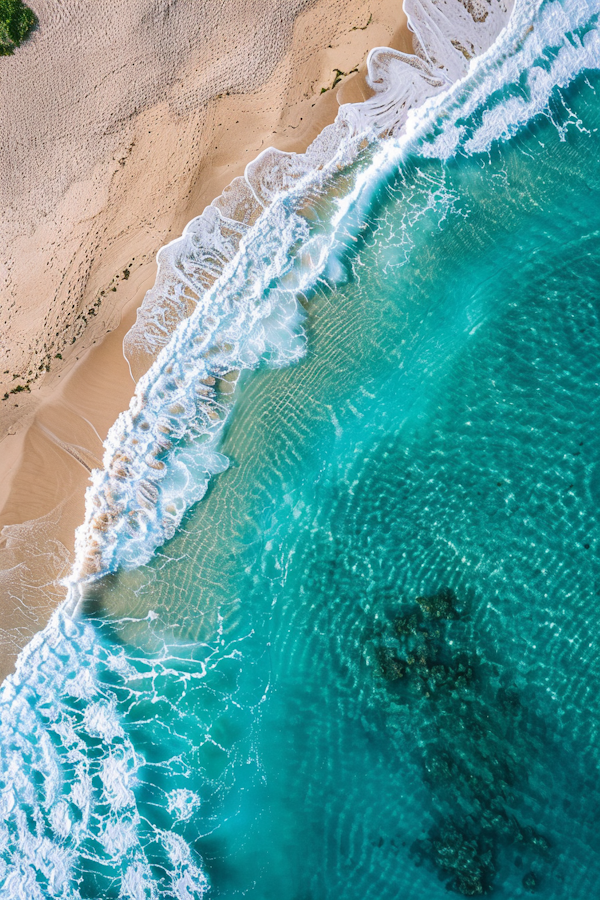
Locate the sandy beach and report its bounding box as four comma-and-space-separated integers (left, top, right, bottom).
0, 0, 412, 679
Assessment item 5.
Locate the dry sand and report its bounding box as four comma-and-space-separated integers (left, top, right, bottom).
0, 0, 413, 679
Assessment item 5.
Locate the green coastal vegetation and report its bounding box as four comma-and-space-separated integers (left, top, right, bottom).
0, 0, 37, 56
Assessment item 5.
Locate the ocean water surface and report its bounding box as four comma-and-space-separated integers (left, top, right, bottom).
2, 0, 600, 897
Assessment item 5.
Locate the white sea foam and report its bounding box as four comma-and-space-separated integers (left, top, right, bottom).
124, 0, 515, 381
0, 595, 211, 899
418, 0, 600, 158
78, 0, 600, 589
2, 0, 599, 895
74, 0, 525, 586
168, 788, 201, 822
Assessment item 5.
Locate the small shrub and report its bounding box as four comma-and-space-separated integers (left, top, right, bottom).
0, 0, 37, 56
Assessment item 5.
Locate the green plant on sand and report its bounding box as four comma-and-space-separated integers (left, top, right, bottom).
0, 0, 37, 56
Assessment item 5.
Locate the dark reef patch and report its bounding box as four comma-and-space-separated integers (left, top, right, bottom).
367, 588, 552, 895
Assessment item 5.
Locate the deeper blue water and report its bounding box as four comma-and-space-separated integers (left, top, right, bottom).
2, 10, 600, 900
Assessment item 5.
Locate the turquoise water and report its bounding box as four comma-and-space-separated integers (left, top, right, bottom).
2, 4, 600, 898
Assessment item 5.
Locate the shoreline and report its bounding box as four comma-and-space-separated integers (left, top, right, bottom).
0, 0, 412, 679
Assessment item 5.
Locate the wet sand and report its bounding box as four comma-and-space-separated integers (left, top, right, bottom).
0, 0, 412, 679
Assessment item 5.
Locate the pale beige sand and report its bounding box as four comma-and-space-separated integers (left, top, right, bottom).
0, 0, 412, 679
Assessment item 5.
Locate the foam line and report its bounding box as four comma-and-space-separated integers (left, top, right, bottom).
124, 0, 515, 381
76, 0, 521, 585
74, 0, 600, 585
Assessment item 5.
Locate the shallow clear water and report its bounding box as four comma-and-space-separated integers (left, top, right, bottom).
70, 69, 600, 898
2, 11, 600, 900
